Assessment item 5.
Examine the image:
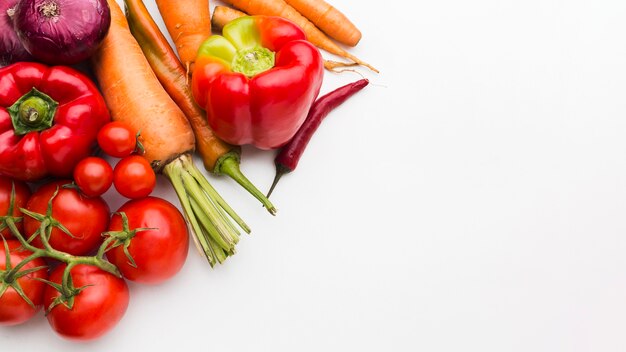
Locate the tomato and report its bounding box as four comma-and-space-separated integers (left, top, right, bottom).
24, 181, 110, 256
44, 264, 129, 341
113, 155, 156, 199
0, 240, 48, 326
0, 176, 31, 239
97, 121, 138, 158
73, 157, 114, 197
106, 197, 188, 284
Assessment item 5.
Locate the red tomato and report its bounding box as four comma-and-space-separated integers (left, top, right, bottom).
73, 157, 113, 197
0, 176, 31, 239
24, 181, 110, 256
44, 264, 129, 341
97, 121, 138, 158
113, 155, 156, 199
106, 197, 188, 284
0, 240, 48, 326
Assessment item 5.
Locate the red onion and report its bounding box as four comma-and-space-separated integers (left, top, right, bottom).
0, 0, 32, 67
13, 0, 111, 65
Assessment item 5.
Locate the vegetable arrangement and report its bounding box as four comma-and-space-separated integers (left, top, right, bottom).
0, 0, 371, 342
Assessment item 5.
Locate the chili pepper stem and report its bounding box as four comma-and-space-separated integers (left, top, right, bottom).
266, 164, 292, 198
216, 155, 277, 215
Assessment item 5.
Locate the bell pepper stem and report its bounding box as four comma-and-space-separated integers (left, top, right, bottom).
217, 155, 277, 215
8, 88, 58, 136
232, 46, 275, 77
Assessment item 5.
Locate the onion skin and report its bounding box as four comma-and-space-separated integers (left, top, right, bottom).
14, 0, 111, 65
0, 0, 32, 67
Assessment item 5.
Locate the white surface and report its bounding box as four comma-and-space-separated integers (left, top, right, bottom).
4, 0, 626, 350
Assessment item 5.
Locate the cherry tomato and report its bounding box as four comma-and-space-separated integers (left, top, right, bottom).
0, 240, 48, 326
0, 176, 31, 239
113, 155, 156, 199
44, 264, 129, 341
97, 121, 138, 158
106, 197, 188, 284
24, 181, 110, 256
73, 157, 113, 197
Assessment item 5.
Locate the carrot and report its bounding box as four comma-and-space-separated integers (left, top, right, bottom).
220, 0, 378, 73
92, 0, 251, 267
283, 0, 361, 47
211, 5, 247, 29
154, 0, 211, 74
124, 0, 276, 214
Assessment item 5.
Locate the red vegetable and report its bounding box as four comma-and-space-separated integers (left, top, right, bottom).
13, 0, 111, 65
0, 239, 48, 326
267, 78, 369, 197
113, 155, 156, 199
106, 197, 189, 284
0, 176, 30, 239
0, 62, 110, 181
0, 0, 31, 67
73, 157, 114, 197
192, 15, 324, 150
44, 264, 129, 341
97, 121, 140, 158
24, 181, 110, 256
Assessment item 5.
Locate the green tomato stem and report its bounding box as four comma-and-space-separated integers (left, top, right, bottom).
7, 209, 121, 278
2, 251, 42, 283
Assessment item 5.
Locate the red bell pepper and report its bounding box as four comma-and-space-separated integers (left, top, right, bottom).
192, 16, 324, 150
0, 62, 110, 181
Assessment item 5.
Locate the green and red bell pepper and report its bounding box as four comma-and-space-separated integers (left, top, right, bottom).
192, 15, 324, 150
0, 62, 110, 181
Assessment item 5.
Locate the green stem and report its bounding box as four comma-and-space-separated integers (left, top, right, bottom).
186, 155, 251, 232
266, 163, 291, 198
167, 161, 217, 267
61, 262, 76, 298
7, 211, 121, 278
8, 88, 58, 136
164, 154, 248, 266
3, 251, 42, 283
96, 236, 117, 259
215, 154, 277, 216
180, 170, 235, 249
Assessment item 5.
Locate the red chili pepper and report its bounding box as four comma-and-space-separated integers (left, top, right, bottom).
191, 15, 324, 150
267, 78, 369, 197
0, 62, 110, 181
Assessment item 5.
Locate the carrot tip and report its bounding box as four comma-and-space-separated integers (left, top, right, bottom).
324, 59, 378, 74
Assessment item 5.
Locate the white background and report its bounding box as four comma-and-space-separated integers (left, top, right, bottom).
3, 0, 626, 351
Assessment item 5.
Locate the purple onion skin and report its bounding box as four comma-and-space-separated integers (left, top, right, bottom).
14, 0, 111, 65
0, 0, 33, 67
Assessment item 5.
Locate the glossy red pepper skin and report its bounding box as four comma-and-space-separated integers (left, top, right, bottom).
192, 16, 324, 150
0, 62, 110, 181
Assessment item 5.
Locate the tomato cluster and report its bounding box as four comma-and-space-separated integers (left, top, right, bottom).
0, 119, 189, 341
